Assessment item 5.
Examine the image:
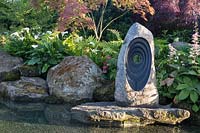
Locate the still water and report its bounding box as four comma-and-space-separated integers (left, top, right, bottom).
0, 101, 199, 133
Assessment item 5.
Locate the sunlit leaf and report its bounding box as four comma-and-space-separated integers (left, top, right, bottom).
176, 84, 189, 90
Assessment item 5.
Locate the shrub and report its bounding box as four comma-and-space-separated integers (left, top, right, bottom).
0, 0, 58, 33
156, 22, 200, 112
45, 0, 154, 41
4, 28, 68, 74
63, 32, 123, 80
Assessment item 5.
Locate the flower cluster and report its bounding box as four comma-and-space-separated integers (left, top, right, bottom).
102, 55, 111, 74
168, 43, 177, 61
189, 21, 200, 64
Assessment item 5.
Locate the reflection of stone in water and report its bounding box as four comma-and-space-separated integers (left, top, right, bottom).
85, 125, 182, 133
44, 104, 71, 125
0, 101, 73, 125
0, 101, 47, 123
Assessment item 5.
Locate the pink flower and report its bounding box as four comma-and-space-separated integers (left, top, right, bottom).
106, 55, 111, 60
102, 65, 108, 74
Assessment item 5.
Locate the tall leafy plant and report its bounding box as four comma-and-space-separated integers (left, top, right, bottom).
4, 28, 68, 74
45, 0, 154, 41
63, 33, 122, 80
159, 22, 200, 112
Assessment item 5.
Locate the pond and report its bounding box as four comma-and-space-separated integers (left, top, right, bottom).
0, 101, 198, 133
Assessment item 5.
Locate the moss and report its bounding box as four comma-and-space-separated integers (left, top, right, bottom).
20, 83, 46, 94
154, 110, 177, 122
0, 69, 20, 82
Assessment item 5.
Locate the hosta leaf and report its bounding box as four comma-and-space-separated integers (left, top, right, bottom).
178, 89, 190, 100
42, 64, 50, 73
183, 77, 191, 83
168, 64, 180, 70
176, 84, 189, 90
192, 104, 199, 112
27, 58, 40, 65
182, 70, 198, 76
197, 70, 200, 74
190, 91, 199, 103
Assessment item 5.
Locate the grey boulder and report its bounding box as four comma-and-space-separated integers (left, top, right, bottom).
47, 56, 102, 103
0, 51, 23, 82
0, 77, 49, 102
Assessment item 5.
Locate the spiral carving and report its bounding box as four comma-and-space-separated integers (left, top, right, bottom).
125, 37, 152, 91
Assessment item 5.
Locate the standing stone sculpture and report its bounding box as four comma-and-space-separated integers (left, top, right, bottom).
115, 22, 159, 107
71, 23, 190, 127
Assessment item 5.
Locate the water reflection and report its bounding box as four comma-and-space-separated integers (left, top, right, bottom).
0, 101, 198, 133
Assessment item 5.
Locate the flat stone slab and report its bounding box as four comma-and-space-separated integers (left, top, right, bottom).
71, 102, 190, 128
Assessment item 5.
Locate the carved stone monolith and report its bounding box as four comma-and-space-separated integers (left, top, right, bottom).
71, 23, 190, 127
115, 22, 159, 107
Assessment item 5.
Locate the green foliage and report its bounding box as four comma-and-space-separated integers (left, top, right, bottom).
63, 34, 122, 80
161, 30, 193, 43
155, 36, 200, 112
3, 27, 122, 80
0, 0, 58, 33
4, 28, 68, 74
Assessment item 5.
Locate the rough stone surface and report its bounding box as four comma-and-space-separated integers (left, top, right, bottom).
0, 77, 49, 102
0, 51, 23, 82
93, 80, 115, 102
71, 102, 190, 127
47, 56, 103, 103
115, 23, 159, 107
171, 41, 190, 50
18, 65, 40, 77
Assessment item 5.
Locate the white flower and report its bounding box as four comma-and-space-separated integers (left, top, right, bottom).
31, 45, 38, 48
75, 36, 83, 42
89, 41, 95, 46
61, 31, 68, 36
46, 31, 52, 34
34, 34, 39, 39
10, 32, 20, 38
168, 43, 177, 61
22, 27, 30, 33
19, 37, 25, 41
174, 37, 179, 42
90, 48, 99, 54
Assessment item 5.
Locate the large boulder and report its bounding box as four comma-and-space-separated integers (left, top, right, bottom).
0, 51, 23, 82
0, 77, 49, 102
47, 56, 103, 103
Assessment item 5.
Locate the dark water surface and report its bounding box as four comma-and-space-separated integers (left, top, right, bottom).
0, 101, 199, 133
